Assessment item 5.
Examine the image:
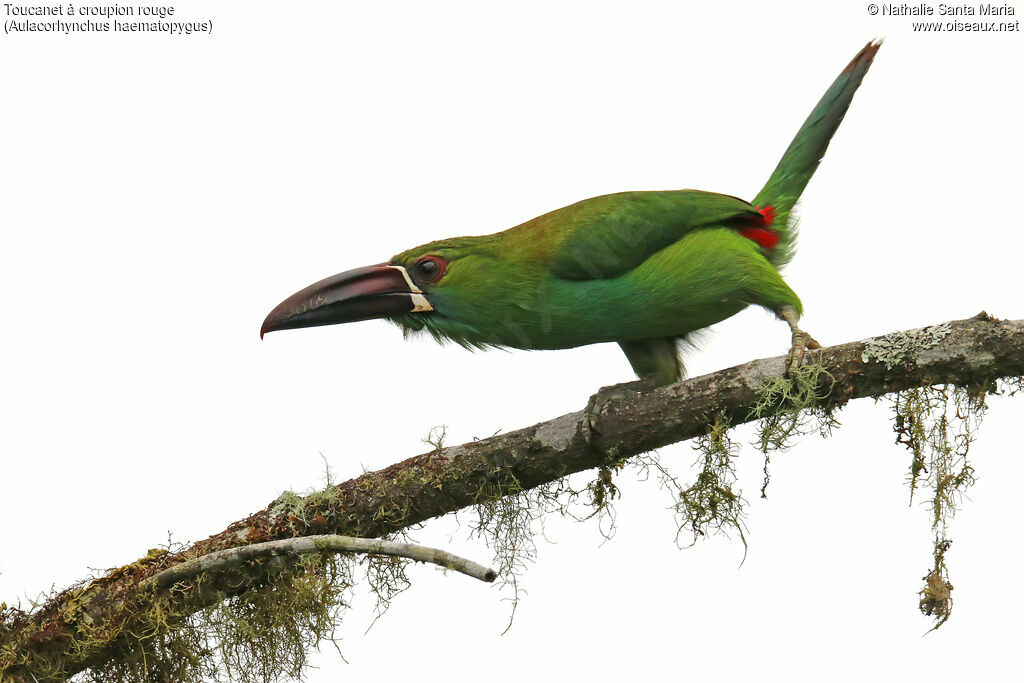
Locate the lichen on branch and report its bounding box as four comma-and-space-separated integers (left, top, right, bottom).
2, 314, 1022, 682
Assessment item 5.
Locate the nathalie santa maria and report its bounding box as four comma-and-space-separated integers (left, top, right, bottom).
881, 2, 1016, 14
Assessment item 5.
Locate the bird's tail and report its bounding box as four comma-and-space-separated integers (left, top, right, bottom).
754, 40, 881, 267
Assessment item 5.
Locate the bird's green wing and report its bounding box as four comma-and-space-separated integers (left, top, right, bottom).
545, 190, 763, 280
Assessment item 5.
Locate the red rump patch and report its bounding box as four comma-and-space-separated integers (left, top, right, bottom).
739, 227, 780, 249
739, 205, 779, 249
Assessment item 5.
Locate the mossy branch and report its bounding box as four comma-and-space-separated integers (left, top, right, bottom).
3, 313, 1023, 681
145, 535, 497, 589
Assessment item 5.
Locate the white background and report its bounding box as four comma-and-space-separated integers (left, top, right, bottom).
2, 1, 1022, 680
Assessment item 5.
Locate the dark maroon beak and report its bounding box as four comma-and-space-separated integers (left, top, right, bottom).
260, 263, 432, 338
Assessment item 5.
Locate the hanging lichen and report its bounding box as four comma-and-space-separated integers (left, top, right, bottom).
892, 384, 983, 631
469, 475, 559, 633
750, 363, 839, 496
630, 416, 748, 554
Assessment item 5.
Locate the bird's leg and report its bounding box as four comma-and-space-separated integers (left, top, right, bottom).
779, 305, 821, 373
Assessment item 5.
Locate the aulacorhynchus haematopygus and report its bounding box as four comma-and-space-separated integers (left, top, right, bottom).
262, 41, 879, 423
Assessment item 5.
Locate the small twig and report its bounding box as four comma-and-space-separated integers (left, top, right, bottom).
145, 535, 497, 587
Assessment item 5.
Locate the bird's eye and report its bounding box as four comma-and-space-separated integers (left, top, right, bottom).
419, 260, 438, 278
411, 256, 448, 284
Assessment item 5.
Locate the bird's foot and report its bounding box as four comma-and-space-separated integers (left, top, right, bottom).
583, 378, 656, 446
785, 329, 822, 375
779, 305, 821, 375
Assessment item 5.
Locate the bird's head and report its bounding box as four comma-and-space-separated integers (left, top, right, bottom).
260, 236, 499, 346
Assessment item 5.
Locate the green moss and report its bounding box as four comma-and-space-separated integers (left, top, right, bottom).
269, 457, 347, 533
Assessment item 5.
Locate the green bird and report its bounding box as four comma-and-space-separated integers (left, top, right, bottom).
262, 41, 879, 430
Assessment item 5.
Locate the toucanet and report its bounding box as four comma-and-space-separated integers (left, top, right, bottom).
262, 41, 880, 430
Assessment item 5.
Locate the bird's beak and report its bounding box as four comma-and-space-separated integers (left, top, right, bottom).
260, 263, 432, 338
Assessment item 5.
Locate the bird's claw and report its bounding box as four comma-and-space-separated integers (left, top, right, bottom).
785, 330, 822, 375
582, 392, 607, 446
583, 390, 616, 446
583, 380, 652, 446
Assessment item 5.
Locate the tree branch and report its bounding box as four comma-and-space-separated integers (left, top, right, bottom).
144, 535, 498, 588
2, 313, 1022, 681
